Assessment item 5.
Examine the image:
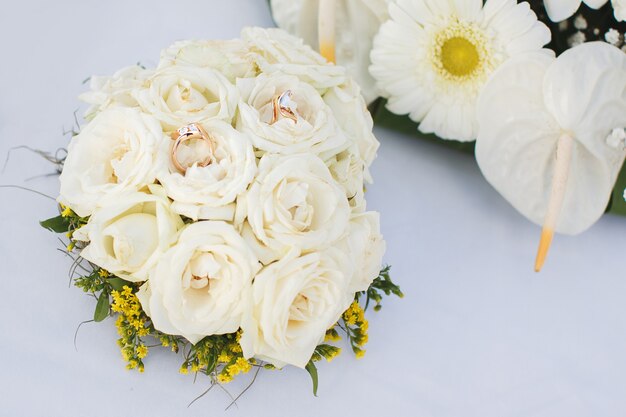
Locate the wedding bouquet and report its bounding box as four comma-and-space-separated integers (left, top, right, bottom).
41, 27, 401, 394
270, 0, 626, 271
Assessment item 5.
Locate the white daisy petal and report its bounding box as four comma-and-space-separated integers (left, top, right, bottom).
450, 0, 483, 22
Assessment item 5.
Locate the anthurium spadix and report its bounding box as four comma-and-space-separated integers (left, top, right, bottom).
475, 42, 626, 271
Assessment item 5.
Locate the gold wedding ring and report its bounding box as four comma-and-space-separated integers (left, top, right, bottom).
271, 90, 298, 124
170, 123, 214, 174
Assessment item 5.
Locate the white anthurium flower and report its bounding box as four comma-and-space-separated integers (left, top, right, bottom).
240, 247, 353, 369
270, 0, 391, 103
158, 39, 258, 83
58, 107, 166, 217
157, 120, 257, 221
73, 186, 183, 282
134, 65, 239, 131
79, 65, 153, 120
370, 0, 551, 141
137, 221, 260, 343
236, 73, 349, 157
475, 42, 626, 244
241, 27, 348, 92
337, 212, 386, 294
236, 153, 351, 265
543, 0, 625, 22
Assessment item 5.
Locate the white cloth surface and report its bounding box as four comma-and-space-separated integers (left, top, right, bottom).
1, 1, 626, 416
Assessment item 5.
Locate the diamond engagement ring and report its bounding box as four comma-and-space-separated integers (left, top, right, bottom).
271, 90, 298, 124
170, 123, 215, 174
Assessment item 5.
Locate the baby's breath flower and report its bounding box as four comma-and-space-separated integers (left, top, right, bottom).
605, 28, 622, 45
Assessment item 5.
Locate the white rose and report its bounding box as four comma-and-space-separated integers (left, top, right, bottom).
134, 65, 239, 131
137, 221, 260, 343
241, 27, 348, 91
158, 39, 258, 82
236, 73, 349, 157
270, 0, 391, 103
240, 247, 353, 368
157, 120, 257, 221
237, 153, 351, 264
326, 147, 366, 212
73, 186, 183, 282
323, 79, 379, 182
79, 65, 153, 120
340, 212, 385, 293
58, 107, 166, 217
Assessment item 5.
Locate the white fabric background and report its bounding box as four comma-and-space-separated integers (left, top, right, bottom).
1, 1, 626, 416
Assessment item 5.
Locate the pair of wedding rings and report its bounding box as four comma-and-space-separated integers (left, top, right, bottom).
170, 90, 298, 174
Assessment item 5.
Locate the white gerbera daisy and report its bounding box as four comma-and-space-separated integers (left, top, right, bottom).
370, 0, 551, 141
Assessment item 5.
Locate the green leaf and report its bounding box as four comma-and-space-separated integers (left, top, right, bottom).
107, 277, 129, 291
607, 163, 626, 216
40, 215, 71, 233
94, 292, 110, 322
205, 347, 218, 374
305, 361, 319, 397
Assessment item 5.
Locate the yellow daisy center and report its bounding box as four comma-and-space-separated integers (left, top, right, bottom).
431, 20, 494, 85
440, 37, 480, 77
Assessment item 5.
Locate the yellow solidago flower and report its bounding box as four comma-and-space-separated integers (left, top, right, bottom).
326, 348, 341, 362
217, 371, 233, 384
217, 352, 232, 363
342, 301, 370, 357
235, 357, 252, 374
136, 345, 148, 359
61, 206, 73, 217
229, 342, 243, 354
325, 328, 341, 342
